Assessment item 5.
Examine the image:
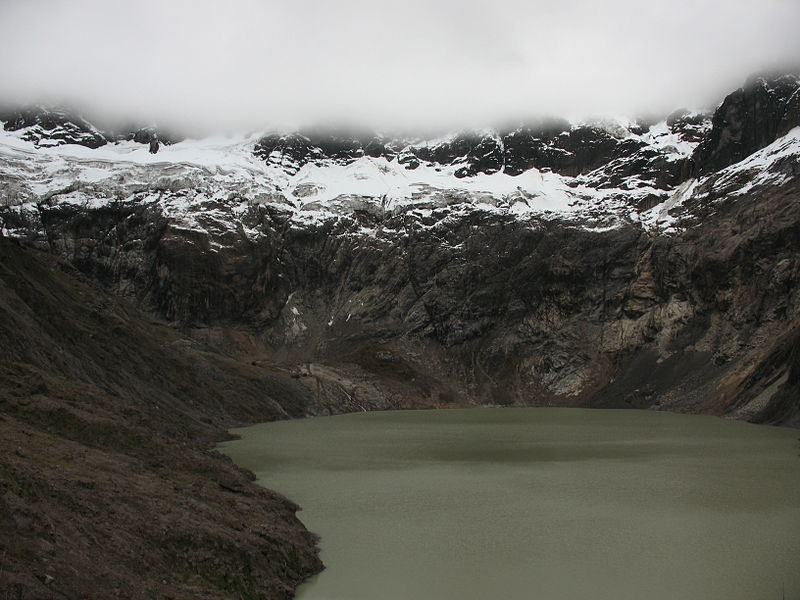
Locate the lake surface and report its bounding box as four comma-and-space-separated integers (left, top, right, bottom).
221, 408, 800, 600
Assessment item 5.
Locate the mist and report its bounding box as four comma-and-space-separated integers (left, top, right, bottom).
1, 0, 799, 133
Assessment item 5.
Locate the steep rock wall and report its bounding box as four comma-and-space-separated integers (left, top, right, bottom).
10, 176, 798, 424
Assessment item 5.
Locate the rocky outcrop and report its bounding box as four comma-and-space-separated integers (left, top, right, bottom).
0, 106, 183, 150
0, 106, 108, 149
252, 115, 708, 184
693, 72, 800, 173
119, 126, 183, 147
667, 108, 710, 142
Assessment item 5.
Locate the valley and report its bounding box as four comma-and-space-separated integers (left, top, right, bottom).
1, 72, 799, 598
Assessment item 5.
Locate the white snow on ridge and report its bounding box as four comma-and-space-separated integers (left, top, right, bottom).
1, 123, 798, 241
639, 127, 800, 231
0, 127, 267, 171
640, 178, 699, 232
0, 126, 632, 229
281, 155, 579, 208
638, 120, 698, 157
712, 126, 800, 197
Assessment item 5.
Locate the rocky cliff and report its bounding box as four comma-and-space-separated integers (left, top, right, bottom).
1, 72, 799, 597
2, 73, 798, 423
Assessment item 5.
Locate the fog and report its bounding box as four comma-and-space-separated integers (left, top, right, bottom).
1, 0, 798, 132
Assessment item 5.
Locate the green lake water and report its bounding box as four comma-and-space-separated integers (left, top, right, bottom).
220, 408, 800, 600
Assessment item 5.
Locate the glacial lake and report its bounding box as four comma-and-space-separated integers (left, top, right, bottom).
221, 408, 800, 600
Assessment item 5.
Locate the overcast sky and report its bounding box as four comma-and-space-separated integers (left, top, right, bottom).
1, 0, 798, 132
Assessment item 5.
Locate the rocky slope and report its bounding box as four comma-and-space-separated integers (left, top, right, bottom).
0, 72, 799, 597
0, 238, 322, 598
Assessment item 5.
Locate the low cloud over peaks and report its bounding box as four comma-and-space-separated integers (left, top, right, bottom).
1, 0, 799, 132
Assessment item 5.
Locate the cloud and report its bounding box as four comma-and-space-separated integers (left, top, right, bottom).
1, 0, 799, 132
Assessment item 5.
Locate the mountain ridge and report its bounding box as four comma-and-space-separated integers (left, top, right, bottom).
3, 72, 798, 180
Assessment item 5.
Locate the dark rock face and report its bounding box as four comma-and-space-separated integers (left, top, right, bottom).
498, 119, 574, 176
254, 133, 323, 173
252, 124, 608, 177
11, 175, 799, 424
545, 126, 633, 176
0, 106, 108, 149
254, 129, 404, 170
593, 146, 691, 191
251, 114, 708, 184
0, 106, 185, 150
500, 126, 554, 176
693, 73, 800, 173
667, 108, 709, 142
254, 122, 639, 178
122, 126, 183, 147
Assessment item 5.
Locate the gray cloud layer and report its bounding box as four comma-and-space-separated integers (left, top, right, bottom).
1, 0, 799, 131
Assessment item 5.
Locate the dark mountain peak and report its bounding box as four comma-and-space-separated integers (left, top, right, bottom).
250, 110, 712, 185
692, 72, 800, 174
254, 132, 325, 173
106, 124, 185, 147
0, 104, 185, 151
744, 70, 800, 92
0, 105, 107, 149
253, 122, 631, 179
666, 108, 710, 142
499, 117, 572, 139
2, 71, 795, 192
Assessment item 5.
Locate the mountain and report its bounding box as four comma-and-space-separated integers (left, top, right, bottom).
1, 72, 799, 597
2, 72, 799, 416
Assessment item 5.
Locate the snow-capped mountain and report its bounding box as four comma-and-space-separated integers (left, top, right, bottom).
2, 74, 798, 243
1, 73, 799, 423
